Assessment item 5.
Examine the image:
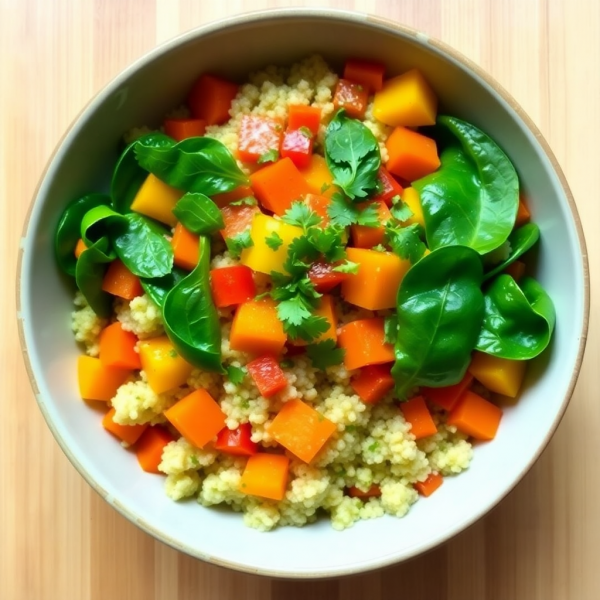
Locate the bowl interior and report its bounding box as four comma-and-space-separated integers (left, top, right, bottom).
19, 10, 587, 577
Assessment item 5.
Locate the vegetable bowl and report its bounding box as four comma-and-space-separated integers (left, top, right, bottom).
17, 8, 588, 578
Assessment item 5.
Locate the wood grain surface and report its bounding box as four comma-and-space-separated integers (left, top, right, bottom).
1, 0, 598, 598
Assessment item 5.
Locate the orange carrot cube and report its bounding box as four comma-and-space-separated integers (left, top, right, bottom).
400, 395, 438, 440
447, 390, 503, 441
239, 453, 290, 501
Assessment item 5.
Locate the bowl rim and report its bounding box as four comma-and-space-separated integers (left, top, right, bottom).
16, 6, 590, 579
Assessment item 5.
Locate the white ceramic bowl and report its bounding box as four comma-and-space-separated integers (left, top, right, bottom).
18, 8, 589, 578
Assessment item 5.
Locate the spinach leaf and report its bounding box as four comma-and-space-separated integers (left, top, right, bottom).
141, 267, 187, 308
476, 275, 555, 359
483, 223, 540, 281
163, 236, 224, 373
324, 109, 381, 200
134, 136, 249, 196
392, 246, 485, 398
172, 192, 224, 235
80, 204, 125, 249
413, 116, 519, 254
75, 238, 113, 317
55, 193, 111, 276
111, 132, 174, 213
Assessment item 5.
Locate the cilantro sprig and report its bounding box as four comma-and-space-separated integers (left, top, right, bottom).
306, 339, 345, 370
385, 222, 426, 264
327, 192, 380, 229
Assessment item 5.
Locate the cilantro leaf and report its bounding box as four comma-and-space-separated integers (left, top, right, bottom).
226, 365, 246, 384
298, 126, 313, 139
320, 182, 331, 194
306, 339, 346, 370
306, 225, 347, 263
280, 359, 294, 369
332, 260, 359, 274
265, 231, 284, 251
390, 196, 414, 222
229, 196, 258, 207
282, 201, 322, 231
285, 315, 330, 342
385, 223, 426, 264
225, 230, 253, 259
327, 192, 380, 228
372, 244, 387, 252
257, 149, 279, 164
383, 315, 398, 345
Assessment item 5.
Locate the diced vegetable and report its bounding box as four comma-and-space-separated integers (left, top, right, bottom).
350, 200, 392, 248
386, 126, 441, 182
188, 73, 238, 126
515, 195, 531, 228
421, 371, 473, 412
351, 363, 394, 404
343, 58, 385, 92
102, 407, 148, 445
341, 247, 410, 310
211, 185, 255, 208
347, 484, 382, 499
130, 173, 183, 227
338, 318, 395, 370
333, 78, 369, 119
468, 351, 527, 398
99, 322, 142, 370
219, 203, 261, 240
504, 260, 526, 282
74, 238, 87, 259
164, 388, 226, 448
210, 265, 256, 308
299, 154, 337, 198
229, 298, 287, 355
77, 355, 131, 402
239, 213, 302, 274
171, 222, 200, 271
250, 157, 312, 215
214, 423, 258, 457
372, 167, 404, 205
401, 187, 425, 228
414, 473, 443, 497
246, 355, 288, 397
280, 128, 314, 169
447, 390, 502, 440
269, 399, 337, 463
289, 294, 337, 346
135, 426, 174, 474
239, 453, 290, 500
373, 68, 437, 127
237, 115, 283, 163
400, 395, 438, 440
101, 259, 143, 300
307, 261, 349, 293
287, 105, 321, 135
303, 193, 331, 227
138, 336, 194, 394
163, 118, 206, 141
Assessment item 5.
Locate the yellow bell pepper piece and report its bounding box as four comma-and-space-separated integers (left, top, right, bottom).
240, 213, 302, 275
373, 68, 437, 127
341, 248, 411, 310
138, 336, 194, 394
402, 187, 425, 228
468, 351, 527, 398
130, 174, 183, 227
299, 154, 339, 198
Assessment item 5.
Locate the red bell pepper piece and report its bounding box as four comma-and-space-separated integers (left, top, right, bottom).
307, 261, 349, 293
351, 363, 394, 404
187, 74, 238, 126
287, 105, 321, 136
163, 118, 206, 141
343, 58, 386, 93
421, 371, 474, 412
280, 128, 314, 169
219, 203, 260, 240
237, 115, 283, 163
246, 355, 288, 398
214, 423, 258, 457
373, 167, 404, 205
210, 265, 256, 308
333, 78, 369, 119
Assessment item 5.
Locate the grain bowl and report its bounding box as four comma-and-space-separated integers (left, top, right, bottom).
17, 8, 588, 578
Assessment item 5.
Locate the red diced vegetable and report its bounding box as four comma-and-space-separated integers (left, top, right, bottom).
219, 204, 260, 240
421, 371, 474, 412
280, 128, 314, 169
347, 484, 382, 498
163, 118, 206, 141
304, 194, 331, 227
237, 115, 283, 163
135, 426, 174, 474
400, 395, 438, 440
414, 473, 443, 497
333, 78, 369, 119
214, 423, 258, 457
246, 355, 288, 398
373, 167, 404, 205
351, 363, 394, 404
307, 261, 350, 293
343, 58, 386, 92
287, 105, 321, 135
188, 74, 238, 125
210, 265, 256, 308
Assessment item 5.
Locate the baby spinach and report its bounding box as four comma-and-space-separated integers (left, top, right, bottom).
55, 193, 111, 276
476, 274, 555, 360
172, 192, 224, 235
80, 205, 124, 248
324, 109, 381, 200
162, 236, 224, 373
413, 116, 519, 255
483, 223, 540, 281
111, 132, 174, 213
134, 136, 249, 196
75, 238, 113, 317
391, 246, 485, 398
140, 267, 186, 308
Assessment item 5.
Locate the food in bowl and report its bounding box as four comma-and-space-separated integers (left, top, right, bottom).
54, 53, 555, 531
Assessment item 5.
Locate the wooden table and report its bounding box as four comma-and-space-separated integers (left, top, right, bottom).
1, 1, 597, 598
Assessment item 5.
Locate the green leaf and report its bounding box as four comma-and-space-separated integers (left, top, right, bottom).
327, 192, 380, 228
229, 196, 257, 207
226, 365, 247, 384
257, 149, 279, 164
306, 339, 345, 370
413, 116, 519, 254
476, 275, 555, 359
324, 109, 381, 200
332, 260, 359, 274
282, 201, 322, 230
75, 239, 113, 317
385, 223, 427, 264
284, 314, 330, 342
80, 205, 125, 249
392, 246, 485, 398
483, 223, 540, 281
390, 198, 414, 223
265, 231, 284, 251
225, 230, 253, 259
172, 192, 224, 235
55, 193, 111, 276
298, 126, 313, 139
140, 267, 187, 308
162, 236, 224, 372
320, 182, 331, 194
280, 359, 295, 369
383, 315, 398, 345
135, 136, 249, 195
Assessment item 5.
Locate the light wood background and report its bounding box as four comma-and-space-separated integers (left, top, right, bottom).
1, 0, 598, 598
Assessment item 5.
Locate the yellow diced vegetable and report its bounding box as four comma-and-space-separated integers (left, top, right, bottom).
229, 298, 287, 355
468, 351, 527, 398
130, 174, 183, 226
402, 187, 425, 228
373, 68, 437, 127
138, 336, 193, 394
299, 154, 338, 198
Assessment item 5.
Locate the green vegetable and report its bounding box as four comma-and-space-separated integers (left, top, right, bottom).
140, 267, 187, 308
229, 196, 257, 207
476, 275, 555, 359
389, 197, 414, 222
299, 126, 313, 139
332, 260, 359, 274
282, 201, 322, 231
327, 192, 380, 228
257, 149, 279, 164
79, 205, 124, 249
172, 192, 224, 235
392, 246, 485, 398
134, 136, 249, 196
225, 230, 254, 259
225, 365, 247, 384
324, 110, 381, 200
279, 359, 295, 369
306, 339, 345, 370
413, 116, 519, 254
75, 238, 113, 317
54, 193, 111, 276
483, 223, 540, 281
162, 236, 224, 373
385, 223, 426, 264
265, 231, 284, 251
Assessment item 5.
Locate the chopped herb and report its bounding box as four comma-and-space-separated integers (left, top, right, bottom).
229, 196, 258, 207
306, 339, 345, 370
168, 349, 178, 358
332, 260, 359, 274
345, 425, 356, 432
385, 222, 426, 264
390, 196, 414, 222
225, 230, 253, 259
282, 201, 322, 231
226, 365, 246, 384
280, 359, 295, 369
265, 231, 284, 251
327, 192, 380, 228
257, 149, 279, 164
372, 244, 387, 252
298, 126, 314, 139
320, 182, 331, 193
190, 455, 200, 468
367, 441, 379, 453
383, 315, 398, 345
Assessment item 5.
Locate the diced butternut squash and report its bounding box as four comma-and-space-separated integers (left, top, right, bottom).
99, 322, 142, 370
171, 222, 199, 271
402, 187, 425, 228
468, 351, 527, 398
447, 390, 503, 440
101, 259, 143, 300
229, 298, 287, 356
386, 126, 441, 182
400, 395, 438, 440
240, 213, 302, 275
239, 453, 290, 501
289, 295, 337, 346
337, 318, 395, 371
422, 371, 473, 412
351, 363, 394, 404
77, 355, 130, 402
269, 399, 337, 464
74, 238, 87, 259
515, 195, 531, 228
504, 260, 526, 282
135, 426, 174, 474
341, 247, 411, 310
350, 200, 392, 248
211, 185, 254, 208
414, 473, 443, 497
102, 407, 148, 445
299, 154, 338, 198
130, 174, 183, 227
138, 336, 194, 394
373, 68, 437, 127
163, 118, 206, 141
